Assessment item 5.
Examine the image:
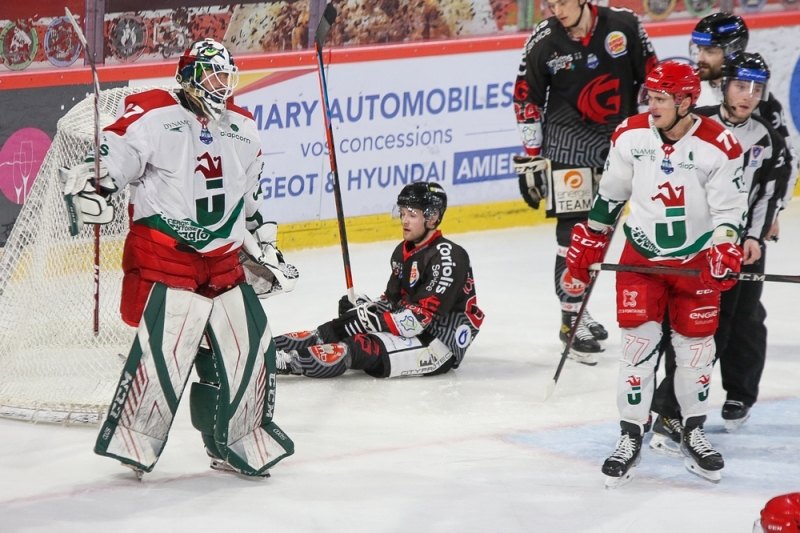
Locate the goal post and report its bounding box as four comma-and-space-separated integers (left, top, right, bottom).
0, 87, 163, 425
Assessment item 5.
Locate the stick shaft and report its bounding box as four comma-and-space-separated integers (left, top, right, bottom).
591, 263, 800, 284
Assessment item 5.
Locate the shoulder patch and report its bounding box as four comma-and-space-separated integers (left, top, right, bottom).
693, 115, 743, 159
611, 113, 650, 145
104, 89, 178, 136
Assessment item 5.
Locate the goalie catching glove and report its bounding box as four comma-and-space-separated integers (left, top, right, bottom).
58, 151, 118, 236
515, 155, 548, 210
240, 222, 299, 299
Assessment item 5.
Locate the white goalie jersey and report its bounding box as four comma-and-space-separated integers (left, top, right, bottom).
589, 113, 749, 259
101, 88, 264, 254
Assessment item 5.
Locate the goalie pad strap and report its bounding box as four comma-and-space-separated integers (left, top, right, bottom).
95, 284, 213, 472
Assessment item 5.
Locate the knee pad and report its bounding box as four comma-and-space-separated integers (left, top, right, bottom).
672, 332, 715, 420
616, 322, 661, 426
372, 332, 454, 378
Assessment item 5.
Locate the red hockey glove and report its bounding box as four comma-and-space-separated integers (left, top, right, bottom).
566, 222, 609, 284
699, 242, 743, 291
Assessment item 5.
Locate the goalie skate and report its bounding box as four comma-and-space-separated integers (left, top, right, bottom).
681, 422, 724, 483
121, 462, 144, 481
649, 415, 683, 459
207, 451, 271, 478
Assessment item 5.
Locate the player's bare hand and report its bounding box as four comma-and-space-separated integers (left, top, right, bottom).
765, 218, 780, 242
742, 238, 762, 265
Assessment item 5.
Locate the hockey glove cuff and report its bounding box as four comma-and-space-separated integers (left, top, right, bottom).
241, 223, 299, 298
59, 158, 117, 236
700, 242, 742, 291
338, 293, 374, 317
566, 222, 609, 284
515, 155, 548, 210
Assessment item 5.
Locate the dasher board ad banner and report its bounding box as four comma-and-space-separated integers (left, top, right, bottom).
232, 50, 523, 223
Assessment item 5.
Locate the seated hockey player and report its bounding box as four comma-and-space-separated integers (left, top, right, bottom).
566, 61, 748, 487
58, 39, 297, 478
274, 182, 484, 379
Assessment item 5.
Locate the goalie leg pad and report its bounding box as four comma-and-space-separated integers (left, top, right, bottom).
207, 284, 294, 476
94, 284, 213, 472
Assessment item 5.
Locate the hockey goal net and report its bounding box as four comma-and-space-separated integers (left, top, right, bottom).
0, 87, 165, 425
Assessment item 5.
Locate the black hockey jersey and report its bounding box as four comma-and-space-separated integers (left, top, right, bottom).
695, 105, 791, 243
378, 231, 484, 368
514, 4, 657, 167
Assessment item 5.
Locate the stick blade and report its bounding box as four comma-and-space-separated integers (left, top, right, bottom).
314, 3, 337, 50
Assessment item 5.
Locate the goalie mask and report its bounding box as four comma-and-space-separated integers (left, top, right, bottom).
396, 182, 448, 228
176, 39, 239, 121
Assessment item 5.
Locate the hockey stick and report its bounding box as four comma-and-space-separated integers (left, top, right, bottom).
314, 3, 356, 304
65, 7, 103, 335
589, 263, 800, 284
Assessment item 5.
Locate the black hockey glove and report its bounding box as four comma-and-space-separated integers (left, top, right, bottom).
337, 293, 374, 317
515, 155, 548, 210
331, 303, 385, 339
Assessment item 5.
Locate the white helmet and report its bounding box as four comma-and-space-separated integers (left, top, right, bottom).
176, 39, 239, 121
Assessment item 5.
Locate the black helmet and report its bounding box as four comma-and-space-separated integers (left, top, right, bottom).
691, 13, 749, 57
397, 182, 447, 226
721, 51, 770, 102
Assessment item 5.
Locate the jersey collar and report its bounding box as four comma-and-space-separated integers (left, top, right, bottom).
402, 230, 442, 261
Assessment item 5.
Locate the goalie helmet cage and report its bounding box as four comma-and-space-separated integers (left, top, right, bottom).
0, 86, 164, 425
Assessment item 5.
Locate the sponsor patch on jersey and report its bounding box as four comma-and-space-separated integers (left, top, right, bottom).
455, 324, 472, 349
309, 344, 346, 365
197, 117, 213, 145
750, 145, 764, 166
392, 260, 402, 279
409, 261, 419, 286
586, 53, 599, 69
546, 52, 580, 74
286, 331, 315, 340
560, 270, 585, 297
604, 31, 628, 58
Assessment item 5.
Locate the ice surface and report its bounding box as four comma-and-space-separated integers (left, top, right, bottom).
2, 204, 800, 532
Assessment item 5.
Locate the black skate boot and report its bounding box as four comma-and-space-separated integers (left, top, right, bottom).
560, 311, 603, 366
721, 400, 751, 433
649, 414, 683, 459
681, 416, 724, 483
276, 349, 302, 376
602, 421, 643, 489
582, 309, 608, 341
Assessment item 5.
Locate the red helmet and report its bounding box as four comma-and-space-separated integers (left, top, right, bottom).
754, 493, 800, 533
643, 60, 701, 107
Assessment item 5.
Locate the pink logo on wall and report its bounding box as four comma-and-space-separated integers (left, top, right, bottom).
0, 128, 51, 205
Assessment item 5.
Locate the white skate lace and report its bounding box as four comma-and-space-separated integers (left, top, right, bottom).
609, 434, 638, 463
687, 427, 718, 458
582, 309, 600, 328
572, 315, 595, 341
664, 416, 683, 435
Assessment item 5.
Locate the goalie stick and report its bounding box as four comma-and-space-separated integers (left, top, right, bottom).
589, 263, 800, 284
65, 7, 103, 335
314, 3, 356, 304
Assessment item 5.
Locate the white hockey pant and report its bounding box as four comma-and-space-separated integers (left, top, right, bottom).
616, 321, 715, 431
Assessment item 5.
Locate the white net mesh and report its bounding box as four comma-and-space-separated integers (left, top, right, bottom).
0, 87, 166, 425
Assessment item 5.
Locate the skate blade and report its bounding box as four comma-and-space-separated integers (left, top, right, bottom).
604, 471, 635, 489
210, 459, 271, 478
649, 434, 683, 459
563, 345, 600, 366
683, 457, 722, 483
121, 462, 144, 481
724, 413, 751, 433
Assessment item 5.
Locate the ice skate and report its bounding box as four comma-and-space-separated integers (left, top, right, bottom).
207, 449, 270, 478
120, 462, 144, 481
681, 419, 724, 483
602, 422, 642, 489
582, 309, 608, 341
560, 311, 603, 366
276, 349, 302, 376
721, 400, 751, 432
649, 414, 684, 459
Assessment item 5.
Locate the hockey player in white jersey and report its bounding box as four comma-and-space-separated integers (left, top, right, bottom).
58, 39, 296, 478
565, 61, 748, 487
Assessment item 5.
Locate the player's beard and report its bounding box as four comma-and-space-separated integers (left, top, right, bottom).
697, 62, 722, 82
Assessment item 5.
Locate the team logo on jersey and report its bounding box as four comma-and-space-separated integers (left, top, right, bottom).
750, 145, 764, 166
577, 74, 621, 123
0, 20, 39, 71
409, 261, 419, 286
622, 290, 638, 308
604, 31, 628, 58
626, 375, 642, 405
586, 53, 599, 69
197, 117, 213, 145
455, 324, 472, 348
697, 374, 711, 401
